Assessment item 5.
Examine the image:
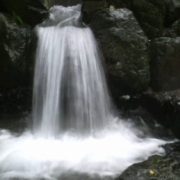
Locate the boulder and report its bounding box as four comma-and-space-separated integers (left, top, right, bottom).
0, 0, 49, 26
94, 0, 166, 39
0, 13, 31, 91
150, 37, 180, 91
141, 90, 180, 139
82, 0, 108, 24
165, 0, 180, 27
132, 0, 166, 39
165, 19, 180, 38
90, 8, 150, 96
50, 0, 82, 7
169, 18, 180, 37
162, 18, 180, 38
118, 142, 180, 180
106, 0, 133, 9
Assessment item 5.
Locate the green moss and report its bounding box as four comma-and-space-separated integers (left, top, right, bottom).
12, 12, 23, 24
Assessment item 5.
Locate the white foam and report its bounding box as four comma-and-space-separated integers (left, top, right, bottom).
0, 120, 166, 180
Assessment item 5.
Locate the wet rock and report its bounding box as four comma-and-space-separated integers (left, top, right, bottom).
0, 0, 48, 26
0, 88, 32, 114
50, 0, 82, 7
0, 13, 31, 91
171, 18, 180, 36
106, 0, 133, 9
82, 0, 108, 24
102, 0, 166, 39
141, 90, 180, 139
132, 0, 166, 39
91, 8, 150, 95
150, 37, 180, 91
165, 0, 180, 27
118, 142, 180, 180
165, 18, 180, 37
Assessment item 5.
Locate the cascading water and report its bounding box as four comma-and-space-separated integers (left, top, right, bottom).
0, 4, 172, 180
33, 5, 112, 137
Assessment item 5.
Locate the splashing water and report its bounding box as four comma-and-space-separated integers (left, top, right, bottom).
0, 4, 168, 180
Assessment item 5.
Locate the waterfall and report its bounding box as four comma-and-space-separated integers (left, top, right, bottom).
0, 4, 170, 180
33, 5, 113, 137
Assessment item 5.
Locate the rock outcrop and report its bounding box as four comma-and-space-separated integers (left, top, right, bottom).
0, 0, 49, 26
91, 8, 150, 95
165, 0, 180, 27
150, 37, 180, 91
118, 142, 180, 180
0, 13, 31, 91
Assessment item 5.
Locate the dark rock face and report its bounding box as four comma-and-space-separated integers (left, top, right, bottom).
141, 90, 180, 139
165, 0, 180, 27
118, 142, 180, 180
91, 8, 150, 95
82, 0, 108, 24
0, 0, 48, 26
89, 0, 166, 39
0, 13, 31, 91
0, 88, 32, 114
164, 18, 180, 37
171, 18, 180, 36
150, 37, 180, 91
107, 0, 133, 9
132, 0, 166, 39
50, 0, 82, 7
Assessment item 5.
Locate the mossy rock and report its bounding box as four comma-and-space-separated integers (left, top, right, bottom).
0, 13, 31, 90
0, 0, 49, 26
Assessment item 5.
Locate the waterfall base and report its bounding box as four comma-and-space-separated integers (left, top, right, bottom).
0, 120, 167, 180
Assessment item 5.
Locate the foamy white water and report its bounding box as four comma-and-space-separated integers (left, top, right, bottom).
0, 123, 166, 180
0, 4, 169, 180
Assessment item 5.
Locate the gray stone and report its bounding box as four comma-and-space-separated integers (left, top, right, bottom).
141, 90, 180, 139
0, 13, 31, 90
91, 8, 150, 95
150, 37, 180, 91
82, 0, 108, 24
98, 0, 166, 39
165, 18, 180, 37
0, 0, 49, 26
132, 0, 166, 39
165, 0, 180, 27
50, 0, 82, 7
118, 142, 180, 180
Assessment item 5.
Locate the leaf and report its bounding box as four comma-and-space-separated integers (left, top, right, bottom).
149, 170, 155, 175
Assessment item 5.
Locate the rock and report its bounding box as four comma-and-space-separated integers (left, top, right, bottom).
164, 19, 180, 38
41, 0, 51, 9
0, 13, 31, 91
0, 88, 32, 114
101, 0, 166, 39
169, 18, 180, 36
118, 142, 180, 180
50, 0, 82, 7
150, 37, 180, 91
165, 0, 180, 27
82, 0, 108, 24
141, 90, 180, 139
107, 0, 133, 9
90, 8, 150, 95
162, 18, 180, 40
0, 0, 49, 26
132, 0, 166, 39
